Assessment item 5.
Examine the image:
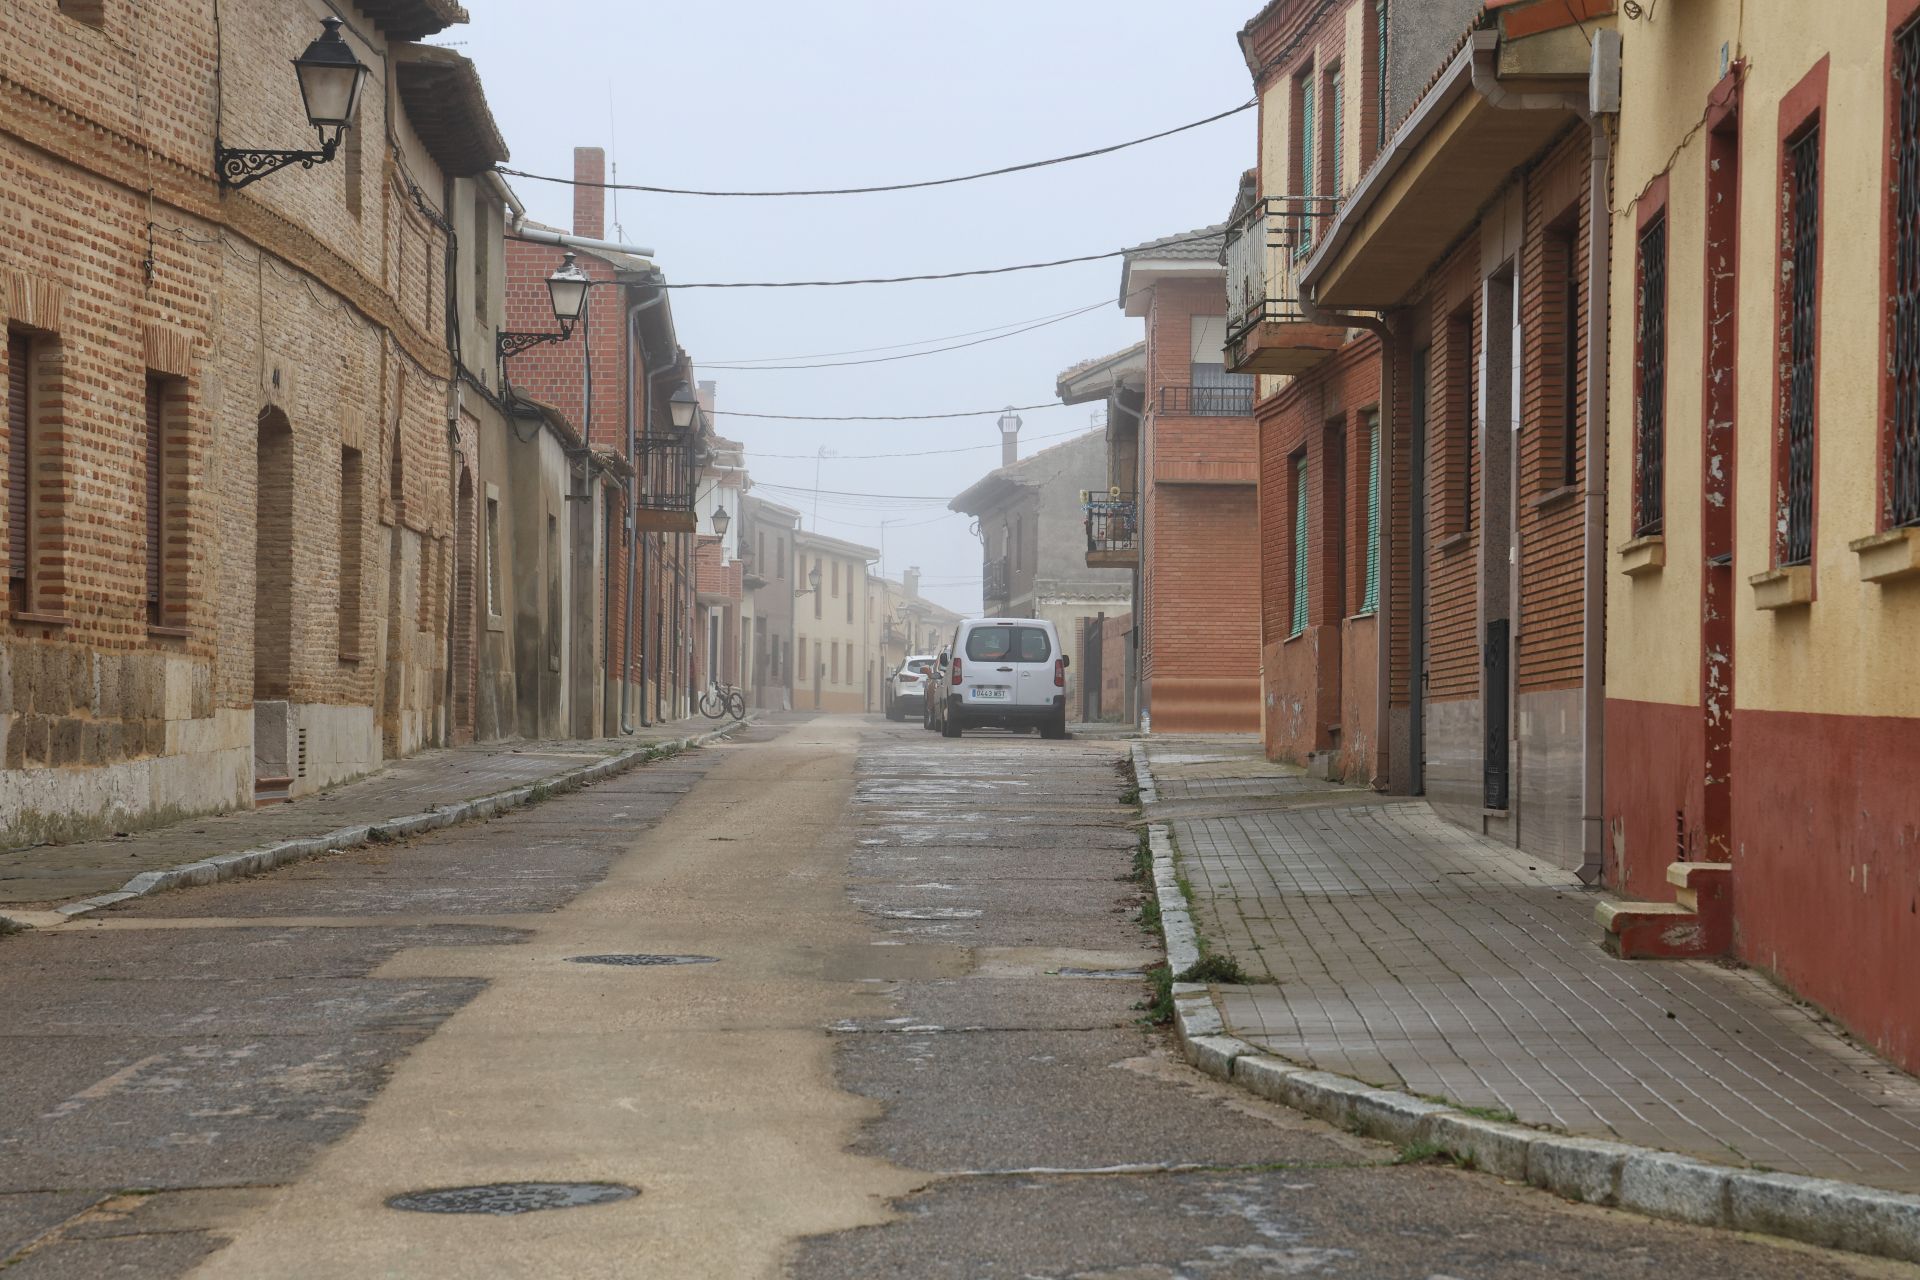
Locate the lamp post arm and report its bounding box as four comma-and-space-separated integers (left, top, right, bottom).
216, 137, 339, 189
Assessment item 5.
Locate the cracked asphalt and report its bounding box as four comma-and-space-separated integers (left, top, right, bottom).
0, 716, 1910, 1277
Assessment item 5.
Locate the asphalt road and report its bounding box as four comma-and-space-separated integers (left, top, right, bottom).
0, 715, 1909, 1278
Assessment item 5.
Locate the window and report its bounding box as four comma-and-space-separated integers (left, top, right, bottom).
546, 515, 561, 671
1554, 222, 1581, 491
831, 560, 840, 596
1893, 19, 1920, 528
798, 636, 807, 678
1326, 63, 1344, 198
1296, 69, 1317, 256
7, 332, 31, 612
144, 377, 166, 626
1634, 215, 1668, 536
1290, 455, 1309, 636
1361, 411, 1381, 613
831, 641, 840, 684
775, 535, 786, 577
472, 192, 490, 320
1446, 304, 1475, 534
1375, 0, 1389, 151
57, 0, 106, 27
339, 447, 363, 656
485, 496, 502, 616
344, 98, 363, 220
813, 558, 822, 619
963, 625, 1052, 662
846, 578, 854, 623
1782, 125, 1821, 565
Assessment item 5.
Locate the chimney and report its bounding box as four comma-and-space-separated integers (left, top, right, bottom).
903, 566, 921, 599
1001, 426, 1018, 468
573, 147, 605, 240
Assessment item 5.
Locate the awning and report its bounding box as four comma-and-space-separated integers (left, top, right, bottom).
1301, 31, 1582, 311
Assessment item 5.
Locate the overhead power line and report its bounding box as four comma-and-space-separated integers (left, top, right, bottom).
657, 230, 1219, 289
702, 294, 1126, 364
704, 298, 1119, 370
744, 425, 1089, 460
753, 482, 957, 502
715, 400, 1064, 422
497, 101, 1253, 198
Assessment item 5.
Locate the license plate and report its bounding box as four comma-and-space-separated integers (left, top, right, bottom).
969, 686, 1008, 701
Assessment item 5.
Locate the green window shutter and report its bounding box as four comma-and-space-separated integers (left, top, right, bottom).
1331, 68, 1344, 196
1362, 413, 1381, 613
1300, 78, 1316, 197
1291, 466, 1309, 635
1377, 0, 1389, 150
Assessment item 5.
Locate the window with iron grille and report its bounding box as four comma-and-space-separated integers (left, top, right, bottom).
1634, 215, 1667, 536
1361, 411, 1381, 613
1290, 459, 1309, 636
1783, 126, 1820, 565
1891, 18, 1920, 528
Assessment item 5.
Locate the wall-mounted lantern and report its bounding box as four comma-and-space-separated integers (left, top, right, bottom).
668, 385, 700, 432
709, 503, 731, 538
497, 254, 593, 359
795, 563, 823, 597
216, 18, 371, 189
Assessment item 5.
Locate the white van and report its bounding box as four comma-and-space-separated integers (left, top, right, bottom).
938, 617, 1070, 740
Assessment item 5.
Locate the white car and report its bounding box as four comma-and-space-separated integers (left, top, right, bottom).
938, 617, 1070, 740
886, 654, 938, 721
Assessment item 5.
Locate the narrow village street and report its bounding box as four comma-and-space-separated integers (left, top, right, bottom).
1, 720, 1906, 1278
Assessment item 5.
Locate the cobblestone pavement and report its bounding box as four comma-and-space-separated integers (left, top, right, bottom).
0, 713, 749, 907
1146, 736, 1920, 1194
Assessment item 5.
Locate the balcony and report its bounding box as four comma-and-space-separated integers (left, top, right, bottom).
634, 431, 697, 533
1158, 384, 1254, 418
1084, 497, 1138, 569
1223, 195, 1349, 376
983, 556, 1010, 609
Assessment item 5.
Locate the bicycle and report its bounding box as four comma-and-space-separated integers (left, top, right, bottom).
697, 681, 747, 720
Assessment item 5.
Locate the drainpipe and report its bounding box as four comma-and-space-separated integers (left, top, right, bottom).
509, 221, 656, 260
623, 289, 672, 731
1470, 28, 1617, 884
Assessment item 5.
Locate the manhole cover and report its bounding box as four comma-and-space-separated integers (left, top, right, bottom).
386, 1182, 638, 1216
1055, 967, 1147, 980
566, 954, 719, 966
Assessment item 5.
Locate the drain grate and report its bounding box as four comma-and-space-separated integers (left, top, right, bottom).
386, 1182, 638, 1216
1054, 967, 1147, 980
566, 954, 719, 967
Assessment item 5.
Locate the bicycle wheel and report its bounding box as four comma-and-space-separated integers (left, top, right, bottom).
726, 690, 746, 719
698, 690, 725, 719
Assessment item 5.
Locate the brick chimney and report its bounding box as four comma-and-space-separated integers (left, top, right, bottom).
573, 147, 605, 239
903, 566, 921, 599
1001, 420, 1019, 468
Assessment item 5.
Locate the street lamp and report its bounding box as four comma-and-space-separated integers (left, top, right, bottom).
497, 254, 593, 359
216, 18, 371, 189
668, 385, 701, 432
709, 502, 731, 538
795, 563, 822, 597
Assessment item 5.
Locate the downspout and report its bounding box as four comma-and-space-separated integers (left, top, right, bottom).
623, 289, 672, 731
1470, 28, 1616, 884
1110, 392, 1145, 728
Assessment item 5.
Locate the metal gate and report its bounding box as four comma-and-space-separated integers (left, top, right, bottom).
1082, 614, 1104, 722
1483, 620, 1510, 811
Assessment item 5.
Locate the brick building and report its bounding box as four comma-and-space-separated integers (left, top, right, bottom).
1062, 228, 1262, 734
1, 0, 494, 842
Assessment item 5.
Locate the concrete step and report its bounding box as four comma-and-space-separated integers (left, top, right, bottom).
254, 774, 292, 808
1595, 896, 1730, 960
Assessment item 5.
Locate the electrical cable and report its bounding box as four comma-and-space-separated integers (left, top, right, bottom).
743, 425, 1090, 460
701, 293, 1132, 364
496, 101, 1253, 198
714, 400, 1063, 422
752, 481, 955, 502
648, 230, 1221, 289
701, 297, 1118, 370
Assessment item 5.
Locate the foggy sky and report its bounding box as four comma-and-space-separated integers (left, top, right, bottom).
450, 1, 1257, 616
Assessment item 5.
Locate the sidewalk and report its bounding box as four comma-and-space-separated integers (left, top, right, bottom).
0, 713, 751, 914
1140, 736, 1920, 1195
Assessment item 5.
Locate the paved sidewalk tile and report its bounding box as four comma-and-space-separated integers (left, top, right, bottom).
0, 713, 747, 907
1144, 736, 1920, 1194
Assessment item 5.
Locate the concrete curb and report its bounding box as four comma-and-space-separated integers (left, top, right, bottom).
1, 717, 758, 930
1130, 740, 1920, 1266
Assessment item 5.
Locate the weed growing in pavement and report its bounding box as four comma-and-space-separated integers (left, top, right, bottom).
1175, 954, 1252, 985
1394, 1141, 1445, 1165
1120, 784, 1141, 806
1138, 896, 1161, 932
1417, 1095, 1517, 1125
528, 783, 553, 804
1136, 962, 1174, 1025
1131, 829, 1153, 883
365, 826, 395, 844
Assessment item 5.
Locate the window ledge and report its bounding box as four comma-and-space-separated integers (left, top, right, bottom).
1284, 628, 1307, 645
1530, 484, 1581, 512
147, 625, 191, 641
1436, 531, 1471, 554
338, 651, 363, 665
11, 611, 71, 629
1850, 527, 1920, 584
1346, 608, 1378, 623
1617, 534, 1666, 578
1749, 564, 1813, 611
487, 615, 506, 633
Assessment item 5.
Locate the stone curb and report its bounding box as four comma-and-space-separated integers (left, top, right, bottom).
1128, 741, 1159, 805
0, 717, 757, 930
1131, 739, 1920, 1265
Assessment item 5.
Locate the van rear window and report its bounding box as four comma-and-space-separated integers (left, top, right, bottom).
964, 626, 1052, 662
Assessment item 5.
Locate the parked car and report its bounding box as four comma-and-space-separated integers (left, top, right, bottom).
886, 654, 938, 721
937, 617, 1070, 740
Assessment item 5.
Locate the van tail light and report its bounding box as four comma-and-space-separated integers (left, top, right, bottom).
951, 657, 963, 682
1054, 658, 1065, 688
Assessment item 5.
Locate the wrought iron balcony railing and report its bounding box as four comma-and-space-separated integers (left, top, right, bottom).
1158, 384, 1254, 418
983, 556, 1010, 606
636, 431, 696, 520
1084, 497, 1137, 556
1223, 195, 1340, 349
